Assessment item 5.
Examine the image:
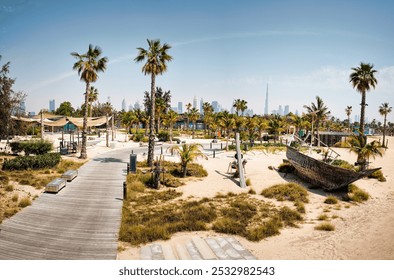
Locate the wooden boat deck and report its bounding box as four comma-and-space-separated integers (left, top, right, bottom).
0, 149, 129, 260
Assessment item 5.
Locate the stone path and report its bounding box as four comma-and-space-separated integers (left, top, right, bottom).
0, 149, 130, 259
140, 236, 256, 260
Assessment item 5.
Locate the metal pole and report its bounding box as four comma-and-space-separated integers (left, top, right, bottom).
213, 150, 216, 158
123, 182, 127, 200
235, 133, 246, 188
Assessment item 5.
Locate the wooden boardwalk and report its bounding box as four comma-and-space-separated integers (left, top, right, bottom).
0, 149, 129, 260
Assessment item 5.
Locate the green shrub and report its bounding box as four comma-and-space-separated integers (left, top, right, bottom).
212, 218, 246, 235
18, 197, 31, 208
331, 159, 355, 170
277, 162, 295, 173
348, 184, 369, 203
12, 193, 19, 202
278, 206, 302, 226
248, 188, 256, 194
294, 201, 305, 213
133, 133, 148, 142
318, 214, 329, 221
261, 183, 309, 203
245, 178, 252, 186
245, 217, 282, 241
2, 153, 61, 170
315, 222, 335, 231
324, 195, 338, 204
10, 140, 53, 155
368, 170, 386, 182
5, 184, 14, 192
157, 131, 169, 142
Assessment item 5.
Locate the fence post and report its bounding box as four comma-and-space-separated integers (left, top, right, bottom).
123, 181, 127, 200
213, 150, 216, 158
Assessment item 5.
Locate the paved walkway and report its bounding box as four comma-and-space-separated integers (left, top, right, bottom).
0, 148, 130, 260
140, 237, 256, 260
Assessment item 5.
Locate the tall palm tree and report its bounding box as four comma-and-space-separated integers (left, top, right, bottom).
268, 115, 284, 143
304, 96, 330, 146
349, 63, 378, 135
135, 39, 172, 167
345, 106, 352, 132
245, 116, 257, 143
167, 143, 207, 177
71, 44, 108, 159
239, 100, 248, 116
256, 117, 269, 143
164, 109, 178, 143
88, 86, 99, 118
219, 110, 235, 151
379, 102, 392, 148
202, 102, 214, 135
189, 107, 200, 139
233, 99, 248, 116
185, 102, 192, 131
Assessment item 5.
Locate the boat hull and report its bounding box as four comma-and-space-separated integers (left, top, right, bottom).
286, 146, 380, 191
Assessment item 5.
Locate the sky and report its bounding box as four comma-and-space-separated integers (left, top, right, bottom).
1, 0, 393, 122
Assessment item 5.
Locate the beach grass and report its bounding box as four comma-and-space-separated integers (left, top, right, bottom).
314, 222, 335, 231
261, 182, 309, 203
324, 195, 338, 204
348, 184, 370, 203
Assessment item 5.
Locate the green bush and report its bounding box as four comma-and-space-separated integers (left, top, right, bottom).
133, 133, 148, 142
314, 222, 335, 231
10, 140, 53, 155
368, 170, 386, 182
348, 184, 369, 203
261, 183, 309, 203
157, 131, 169, 142
331, 159, 355, 170
18, 197, 31, 208
324, 195, 338, 204
277, 162, 295, 173
2, 153, 61, 170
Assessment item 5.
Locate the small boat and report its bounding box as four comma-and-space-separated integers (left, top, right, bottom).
286, 146, 380, 191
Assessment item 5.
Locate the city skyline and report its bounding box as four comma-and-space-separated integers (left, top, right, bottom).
1, 0, 393, 122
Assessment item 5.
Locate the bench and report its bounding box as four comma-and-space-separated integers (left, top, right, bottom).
61, 170, 78, 182
46, 178, 66, 193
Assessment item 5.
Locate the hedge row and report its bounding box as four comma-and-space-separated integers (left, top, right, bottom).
2, 153, 61, 170
10, 140, 53, 155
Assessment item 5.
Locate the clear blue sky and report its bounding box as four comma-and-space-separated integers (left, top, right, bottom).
1, 0, 393, 122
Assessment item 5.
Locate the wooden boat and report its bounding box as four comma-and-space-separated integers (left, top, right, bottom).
286, 146, 380, 191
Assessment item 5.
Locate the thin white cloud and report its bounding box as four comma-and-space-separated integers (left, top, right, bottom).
28, 71, 75, 91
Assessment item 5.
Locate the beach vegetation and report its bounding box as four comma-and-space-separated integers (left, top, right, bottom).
167, 143, 207, 177
248, 188, 256, 194
346, 134, 384, 171
2, 153, 61, 170
304, 96, 330, 146
348, 184, 369, 202
18, 197, 31, 208
261, 183, 309, 203
135, 39, 172, 167
245, 178, 252, 186
314, 222, 335, 231
318, 214, 329, 221
71, 44, 108, 159
368, 169, 386, 182
277, 162, 295, 173
324, 195, 338, 204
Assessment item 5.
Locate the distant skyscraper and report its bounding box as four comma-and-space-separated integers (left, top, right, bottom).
49, 99, 55, 112
264, 84, 269, 115
122, 99, 127, 111
284, 105, 289, 116
193, 96, 197, 109
200, 98, 204, 115
212, 101, 220, 113
295, 109, 299, 116
178, 102, 183, 114
107, 96, 111, 104
128, 104, 133, 111
278, 105, 283, 116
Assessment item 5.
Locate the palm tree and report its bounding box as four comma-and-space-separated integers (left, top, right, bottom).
189, 108, 200, 139
379, 102, 392, 148
185, 102, 192, 131
135, 39, 172, 167
202, 102, 214, 135
167, 143, 207, 177
345, 106, 352, 132
347, 134, 384, 171
71, 44, 108, 159
349, 63, 378, 135
164, 109, 178, 143
122, 111, 139, 141
256, 117, 269, 143
219, 110, 235, 151
245, 116, 257, 143
304, 96, 330, 146
233, 99, 248, 116
88, 86, 99, 118
103, 102, 113, 147
268, 115, 284, 143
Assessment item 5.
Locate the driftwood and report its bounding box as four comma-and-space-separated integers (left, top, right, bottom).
286, 146, 380, 191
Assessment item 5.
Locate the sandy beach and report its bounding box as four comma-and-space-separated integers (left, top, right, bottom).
117, 135, 394, 260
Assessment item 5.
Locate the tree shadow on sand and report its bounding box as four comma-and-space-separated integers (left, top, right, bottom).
215, 170, 241, 186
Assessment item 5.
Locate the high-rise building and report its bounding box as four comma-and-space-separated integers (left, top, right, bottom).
212, 101, 221, 113
193, 96, 197, 109
264, 84, 269, 115
295, 109, 299, 116
122, 99, 127, 111
178, 102, 183, 114
128, 104, 134, 111
284, 105, 289, 116
278, 105, 283, 116
107, 96, 111, 104
200, 98, 204, 115
49, 99, 55, 112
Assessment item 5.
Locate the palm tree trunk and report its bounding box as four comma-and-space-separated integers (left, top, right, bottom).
147, 73, 156, 167
383, 114, 387, 148
80, 82, 89, 159
360, 91, 366, 135
348, 116, 351, 132
170, 124, 173, 144
106, 113, 109, 147
182, 163, 187, 177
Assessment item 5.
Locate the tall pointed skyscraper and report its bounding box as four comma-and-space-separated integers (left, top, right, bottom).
264, 84, 269, 115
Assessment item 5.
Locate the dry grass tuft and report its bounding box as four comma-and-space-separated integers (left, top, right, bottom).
315, 222, 335, 231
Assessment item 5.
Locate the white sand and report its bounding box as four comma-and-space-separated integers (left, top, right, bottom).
118, 136, 394, 260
